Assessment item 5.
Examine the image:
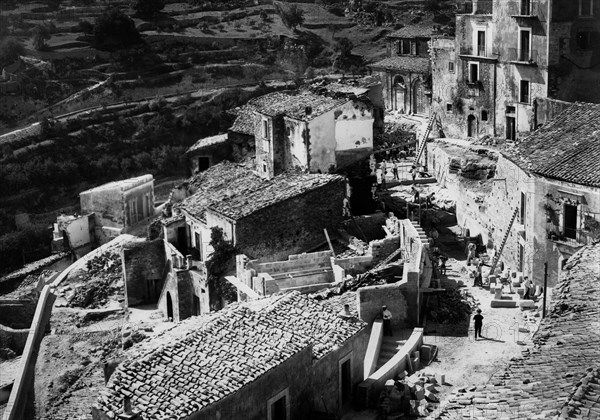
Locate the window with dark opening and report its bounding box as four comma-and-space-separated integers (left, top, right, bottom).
577, 31, 593, 50
468, 62, 479, 83
580, 0, 593, 16
447, 103, 453, 112
448, 61, 455, 73
520, 80, 530, 103
564, 204, 578, 239
481, 110, 488, 121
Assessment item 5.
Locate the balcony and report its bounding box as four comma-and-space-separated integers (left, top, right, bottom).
461, 1, 493, 14
506, 48, 541, 65
459, 46, 497, 61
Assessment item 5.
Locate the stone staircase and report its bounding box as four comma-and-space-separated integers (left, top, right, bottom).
411, 220, 429, 242
375, 336, 406, 370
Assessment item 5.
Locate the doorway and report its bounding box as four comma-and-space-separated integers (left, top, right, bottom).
564, 204, 578, 239
506, 116, 516, 140
193, 294, 200, 316
270, 395, 287, 420
340, 358, 352, 405
197, 157, 210, 172
467, 115, 476, 137
146, 278, 161, 303
166, 292, 174, 320
177, 226, 187, 254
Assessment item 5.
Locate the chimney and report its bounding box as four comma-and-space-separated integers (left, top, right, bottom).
305, 106, 312, 116
186, 255, 192, 270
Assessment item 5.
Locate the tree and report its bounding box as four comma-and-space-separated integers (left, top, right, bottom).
332, 37, 354, 71
94, 8, 141, 51
32, 24, 52, 51
206, 227, 237, 308
0, 37, 24, 67
278, 4, 305, 31
131, 0, 165, 18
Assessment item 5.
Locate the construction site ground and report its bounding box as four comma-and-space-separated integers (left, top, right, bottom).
419, 243, 544, 415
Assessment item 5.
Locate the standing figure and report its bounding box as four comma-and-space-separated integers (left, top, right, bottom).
342, 196, 352, 218
473, 309, 483, 340
382, 305, 393, 336
376, 167, 383, 190
392, 159, 399, 180
467, 242, 477, 266
410, 165, 417, 182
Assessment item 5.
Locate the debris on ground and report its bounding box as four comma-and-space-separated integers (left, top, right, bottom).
310, 271, 387, 301
378, 372, 445, 418
67, 252, 123, 308
426, 288, 478, 324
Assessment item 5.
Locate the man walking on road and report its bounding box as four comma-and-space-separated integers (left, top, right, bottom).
473, 309, 483, 340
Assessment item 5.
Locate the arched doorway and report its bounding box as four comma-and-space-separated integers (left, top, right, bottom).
393, 75, 406, 112
467, 115, 477, 137
166, 292, 174, 321
413, 79, 430, 115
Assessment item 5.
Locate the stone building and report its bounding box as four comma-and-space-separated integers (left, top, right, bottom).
369, 25, 434, 115
163, 161, 346, 265
251, 90, 375, 179
185, 134, 230, 174
429, 102, 600, 287
91, 292, 368, 420
431, 0, 600, 140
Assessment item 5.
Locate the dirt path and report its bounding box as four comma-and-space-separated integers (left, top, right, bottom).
420, 256, 543, 412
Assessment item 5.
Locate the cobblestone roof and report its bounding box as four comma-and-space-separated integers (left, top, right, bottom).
250, 90, 348, 121
434, 243, 600, 419
93, 292, 366, 419
369, 56, 431, 74
389, 25, 435, 39
229, 103, 258, 136
186, 133, 228, 154
208, 173, 345, 220
178, 161, 262, 221
510, 102, 600, 187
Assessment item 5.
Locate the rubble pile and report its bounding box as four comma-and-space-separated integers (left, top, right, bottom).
310, 271, 387, 301
426, 288, 478, 324
67, 253, 123, 308
378, 372, 444, 418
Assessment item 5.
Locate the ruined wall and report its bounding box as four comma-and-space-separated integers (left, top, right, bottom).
235, 180, 345, 261
254, 113, 276, 179
334, 100, 374, 169
228, 131, 255, 162
311, 328, 369, 413
188, 143, 232, 175
357, 284, 409, 329
0, 300, 37, 329
190, 345, 314, 420
0, 324, 28, 354
308, 109, 337, 173
284, 117, 309, 170
122, 239, 166, 307
431, 37, 460, 138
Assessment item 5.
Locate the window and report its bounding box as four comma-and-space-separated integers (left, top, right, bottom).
448, 61, 455, 73
580, 0, 593, 16
262, 119, 270, 139
468, 62, 479, 83
481, 110, 488, 121
519, 29, 531, 61
446, 103, 453, 112
506, 105, 516, 114
399, 39, 411, 54
520, 0, 531, 15
263, 163, 268, 173
410, 41, 417, 55
267, 389, 290, 420
564, 204, 578, 239
577, 31, 593, 50
520, 80, 530, 103
477, 30, 486, 56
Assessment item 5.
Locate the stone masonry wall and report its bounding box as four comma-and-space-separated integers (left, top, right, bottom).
122, 239, 166, 307
236, 180, 345, 261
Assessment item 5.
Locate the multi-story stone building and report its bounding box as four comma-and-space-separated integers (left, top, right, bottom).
431, 0, 600, 140
370, 26, 435, 115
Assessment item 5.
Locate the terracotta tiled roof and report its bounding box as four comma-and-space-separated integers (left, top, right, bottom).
229, 104, 258, 136
250, 90, 348, 121
186, 134, 228, 154
208, 173, 345, 220
369, 56, 431, 74
389, 25, 435, 39
435, 243, 600, 419
178, 161, 262, 221
510, 102, 600, 187
93, 292, 366, 419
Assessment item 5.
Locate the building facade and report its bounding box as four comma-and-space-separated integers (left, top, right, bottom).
370, 26, 434, 115
431, 0, 600, 140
